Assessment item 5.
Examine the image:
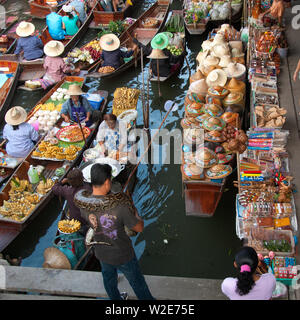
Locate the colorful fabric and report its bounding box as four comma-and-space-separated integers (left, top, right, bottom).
62, 15, 79, 36
14, 36, 44, 61
3, 122, 39, 158
46, 12, 65, 40
43, 56, 71, 83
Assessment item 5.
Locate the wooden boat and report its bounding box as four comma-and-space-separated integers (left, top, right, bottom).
29, 0, 69, 19
0, 1, 100, 82
90, 0, 136, 28
183, 0, 209, 35
0, 78, 108, 252
150, 10, 186, 82
0, 60, 20, 123
0, 16, 18, 36
88, 0, 170, 79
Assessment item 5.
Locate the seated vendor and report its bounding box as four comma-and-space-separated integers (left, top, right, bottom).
52, 168, 92, 235
260, 0, 285, 25
134, 33, 184, 77
99, 33, 136, 70
60, 84, 94, 127
70, 0, 87, 24
62, 5, 80, 36
38, 40, 79, 89
3, 107, 39, 158
14, 21, 44, 61
96, 113, 127, 157
46, 5, 65, 40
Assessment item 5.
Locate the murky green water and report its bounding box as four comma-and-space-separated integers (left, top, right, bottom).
1, 0, 242, 279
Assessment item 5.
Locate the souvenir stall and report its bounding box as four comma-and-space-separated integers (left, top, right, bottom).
181, 24, 248, 217
234, 0, 299, 285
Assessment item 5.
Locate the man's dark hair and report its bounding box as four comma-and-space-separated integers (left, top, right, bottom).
67, 168, 84, 188
91, 163, 112, 186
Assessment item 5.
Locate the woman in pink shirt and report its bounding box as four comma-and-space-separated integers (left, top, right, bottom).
38, 40, 79, 89
221, 246, 276, 300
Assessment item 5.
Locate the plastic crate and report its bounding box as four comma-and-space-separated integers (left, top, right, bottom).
83, 93, 104, 111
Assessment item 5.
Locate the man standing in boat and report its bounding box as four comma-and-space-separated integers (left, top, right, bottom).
74, 163, 155, 300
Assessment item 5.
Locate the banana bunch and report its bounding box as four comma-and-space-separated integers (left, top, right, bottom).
58, 219, 81, 234
36, 103, 62, 112
37, 179, 55, 195
112, 87, 140, 116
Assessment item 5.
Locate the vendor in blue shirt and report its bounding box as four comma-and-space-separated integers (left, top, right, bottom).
46, 6, 65, 40
60, 84, 94, 127
99, 33, 136, 70
14, 21, 44, 61
3, 107, 39, 158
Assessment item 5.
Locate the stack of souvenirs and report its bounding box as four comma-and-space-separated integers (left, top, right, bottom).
234, 0, 298, 284
181, 24, 248, 183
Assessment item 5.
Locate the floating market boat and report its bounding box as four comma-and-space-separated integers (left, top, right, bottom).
0, 60, 20, 123
0, 16, 18, 36
90, 0, 136, 28
150, 10, 186, 82
183, 0, 209, 35
88, 0, 170, 79
0, 79, 108, 252
0, 1, 100, 82
29, 0, 69, 19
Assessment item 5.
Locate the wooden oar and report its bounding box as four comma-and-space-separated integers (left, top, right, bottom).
75, 112, 87, 145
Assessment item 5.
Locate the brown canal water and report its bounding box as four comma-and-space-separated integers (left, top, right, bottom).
1, 0, 243, 279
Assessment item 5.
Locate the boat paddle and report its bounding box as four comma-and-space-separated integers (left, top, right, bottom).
74, 111, 87, 145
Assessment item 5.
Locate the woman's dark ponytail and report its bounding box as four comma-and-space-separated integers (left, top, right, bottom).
235, 246, 259, 296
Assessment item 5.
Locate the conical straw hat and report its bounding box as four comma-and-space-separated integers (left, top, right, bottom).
66, 84, 85, 96
225, 77, 245, 92
147, 48, 168, 59
211, 43, 230, 58
44, 40, 65, 57
16, 21, 35, 37
100, 33, 120, 51
212, 33, 226, 46
5, 106, 27, 126
190, 70, 205, 84
43, 247, 71, 269
189, 79, 208, 95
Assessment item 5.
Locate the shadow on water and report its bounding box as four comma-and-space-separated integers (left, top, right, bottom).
2, 0, 242, 279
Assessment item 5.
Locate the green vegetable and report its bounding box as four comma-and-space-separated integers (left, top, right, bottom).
55, 167, 66, 177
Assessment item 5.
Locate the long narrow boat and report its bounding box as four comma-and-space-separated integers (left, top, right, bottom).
0, 1, 100, 82
0, 60, 20, 123
150, 10, 186, 82
0, 80, 108, 252
183, 0, 209, 36
29, 0, 69, 19
90, 0, 136, 28
88, 0, 170, 79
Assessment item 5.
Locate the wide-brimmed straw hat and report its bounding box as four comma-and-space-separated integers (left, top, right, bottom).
43, 247, 71, 269
66, 84, 85, 96
211, 43, 230, 58
203, 55, 220, 68
224, 62, 246, 78
5, 106, 27, 126
206, 69, 227, 87
16, 21, 35, 37
62, 4, 73, 12
151, 32, 169, 50
100, 33, 120, 51
219, 55, 232, 68
44, 40, 65, 57
147, 48, 168, 59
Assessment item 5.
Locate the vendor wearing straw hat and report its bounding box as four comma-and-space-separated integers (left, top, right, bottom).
38, 40, 79, 89
133, 32, 184, 77
60, 84, 94, 127
99, 33, 137, 70
14, 21, 44, 61
3, 106, 39, 158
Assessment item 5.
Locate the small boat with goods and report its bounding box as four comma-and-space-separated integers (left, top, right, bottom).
0, 76, 108, 252
150, 9, 186, 82
29, 0, 69, 19
88, 0, 170, 79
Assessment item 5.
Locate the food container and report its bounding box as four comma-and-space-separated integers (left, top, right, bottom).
83, 148, 104, 162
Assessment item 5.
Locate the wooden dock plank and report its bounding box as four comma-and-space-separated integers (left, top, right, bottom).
0, 266, 226, 300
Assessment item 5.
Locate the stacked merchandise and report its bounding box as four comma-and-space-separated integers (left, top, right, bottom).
235, 0, 298, 284
181, 24, 248, 184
